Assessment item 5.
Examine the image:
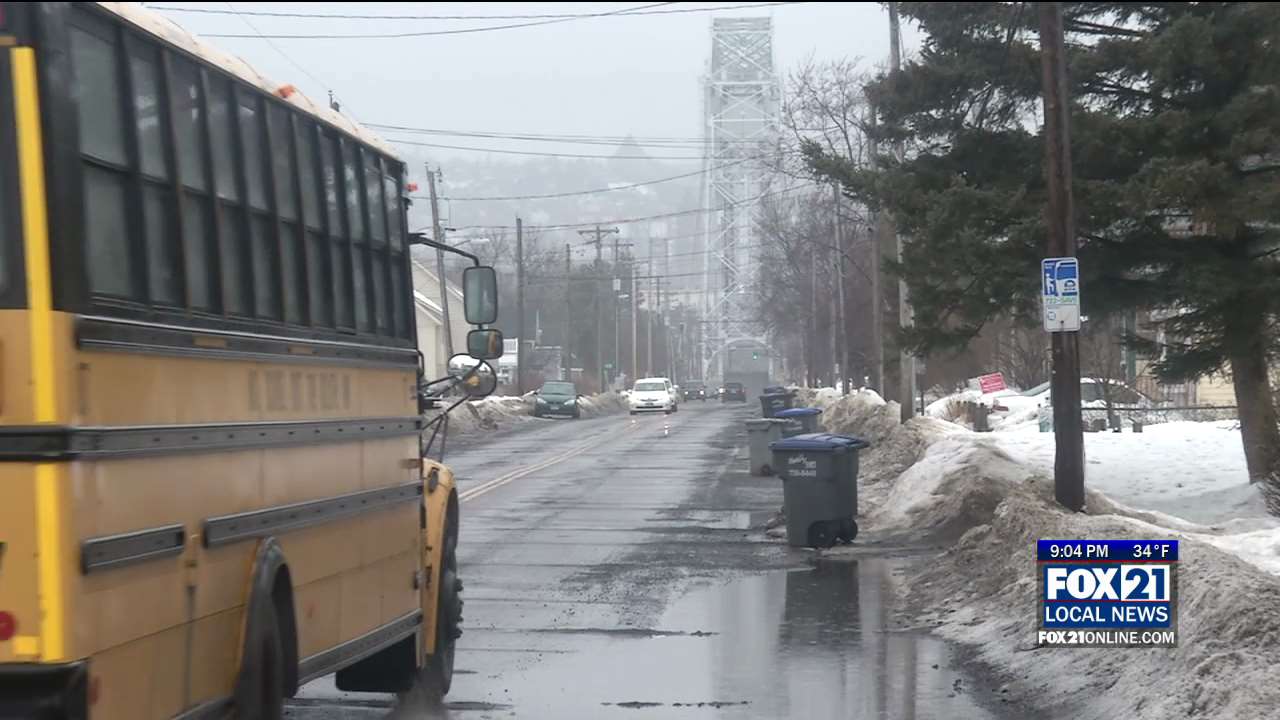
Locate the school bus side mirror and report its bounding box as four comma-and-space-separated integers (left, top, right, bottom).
463, 266, 498, 326
447, 354, 497, 398
467, 328, 504, 360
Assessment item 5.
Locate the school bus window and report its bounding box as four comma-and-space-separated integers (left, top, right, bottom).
297, 120, 332, 327
239, 94, 280, 320
343, 140, 365, 240
268, 103, 305, 324
365, 153, 388, 333
210, 78, 251, 316
130, 42, 166, 179
384, 170, 406, 337
71, 21, 137, 300
343, 141, 371, 331
171, 57, 216, 310
321, 132, 354, 329
366, 153, 388, 246
129, 42, 182, 307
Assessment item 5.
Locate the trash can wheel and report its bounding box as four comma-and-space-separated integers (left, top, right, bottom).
806, 521, 839, 549
760, 463, 773, 477
839, 519, 858, 543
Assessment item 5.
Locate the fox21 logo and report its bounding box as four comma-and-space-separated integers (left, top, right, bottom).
1037, 540, 1178, 647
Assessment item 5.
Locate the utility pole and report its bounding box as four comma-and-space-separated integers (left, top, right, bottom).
657, 278, 665, 377
810, 247, 818, 387
564, 243, 572, 379
426, 165, 453, 358
1039, 1, 1085, 512
866, 105, 885, 396
834, 183, 850, 395
631, 264, 638, 382
579, 225, 619, 393
516, 217, 525, 395
889, 1, 916, 420
647, 275, 655, 378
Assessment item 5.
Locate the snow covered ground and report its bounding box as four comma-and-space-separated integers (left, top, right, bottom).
787, 386, 1280, 719
991, 420, 1262, 525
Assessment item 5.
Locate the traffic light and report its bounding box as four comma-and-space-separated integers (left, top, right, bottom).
752, 351, 759, 360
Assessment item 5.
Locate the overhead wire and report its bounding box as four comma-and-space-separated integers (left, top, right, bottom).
148, 2, 802, 21
367, 123, 768, 148
222, 2, 346, 111
387, 136, 706, 161
152, 2, 798, 25
449, 182, 821, 231
423, 161, 747, 202
195, 2, 680, 39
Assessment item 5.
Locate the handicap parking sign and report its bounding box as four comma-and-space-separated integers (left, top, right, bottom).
1041, 258, 1081, 332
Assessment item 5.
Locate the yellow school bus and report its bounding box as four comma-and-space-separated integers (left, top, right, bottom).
0, 3, 501, 717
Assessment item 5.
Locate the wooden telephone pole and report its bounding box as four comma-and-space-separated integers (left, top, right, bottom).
579, 225, 619, 392
515, 217, 525, 395
1039, 2, 1085, 512
426, 166, 453, 358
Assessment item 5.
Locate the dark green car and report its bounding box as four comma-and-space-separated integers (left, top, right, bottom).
533, 381, 582, 419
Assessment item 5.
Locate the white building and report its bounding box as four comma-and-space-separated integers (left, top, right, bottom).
411, 260, 468, 382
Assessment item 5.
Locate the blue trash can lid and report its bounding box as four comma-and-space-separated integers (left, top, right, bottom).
770, 432, 870, 452
775, 407, 822, 418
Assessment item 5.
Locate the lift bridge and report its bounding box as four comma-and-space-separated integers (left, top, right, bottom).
700, 16, 779, 385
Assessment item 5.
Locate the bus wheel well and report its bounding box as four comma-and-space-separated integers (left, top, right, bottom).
271, 565, 299, 697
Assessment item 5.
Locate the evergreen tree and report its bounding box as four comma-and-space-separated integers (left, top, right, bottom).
806, 3, 1280, 511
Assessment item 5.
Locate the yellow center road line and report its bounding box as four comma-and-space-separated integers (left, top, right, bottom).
458, 415, 681, 504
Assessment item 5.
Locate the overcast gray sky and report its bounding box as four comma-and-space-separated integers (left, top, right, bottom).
148, 2, 920, 163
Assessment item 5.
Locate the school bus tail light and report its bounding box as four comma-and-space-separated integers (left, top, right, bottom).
0, 611, 15, 642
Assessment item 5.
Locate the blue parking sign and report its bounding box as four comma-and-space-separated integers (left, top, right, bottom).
1042, 258, 1081, 332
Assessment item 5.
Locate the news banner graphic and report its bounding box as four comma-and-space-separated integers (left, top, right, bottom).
1037, 540, 1178, 648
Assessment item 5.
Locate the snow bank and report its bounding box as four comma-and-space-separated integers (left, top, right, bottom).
861, 429, 1280, 720
800, 389, 966, 489
865, 430, 1280, 717
427, 391, 627, 435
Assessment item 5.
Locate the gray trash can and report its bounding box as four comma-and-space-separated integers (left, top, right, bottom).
776, 407, 823, 436
745, 418, 790, 475
770, 433, 869, 548
760, 392, 793, 418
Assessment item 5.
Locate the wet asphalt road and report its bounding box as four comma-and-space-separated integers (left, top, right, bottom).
288, 403, 1027, 720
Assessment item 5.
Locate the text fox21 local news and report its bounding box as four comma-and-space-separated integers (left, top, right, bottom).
1037, 539, 1178, 648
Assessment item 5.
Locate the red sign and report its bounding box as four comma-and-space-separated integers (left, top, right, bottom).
978, 372, 1007, 394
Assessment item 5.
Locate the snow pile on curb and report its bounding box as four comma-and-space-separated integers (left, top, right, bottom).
869, 432, 1280, 720
577, 392, 628, 417
430, 392, 627, 435
799, 389, 967, 488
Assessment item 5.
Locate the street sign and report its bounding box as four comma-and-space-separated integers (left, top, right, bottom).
1041, 257, 1081, 332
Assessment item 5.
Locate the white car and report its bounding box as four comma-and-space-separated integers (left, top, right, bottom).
630, 378, 676, 415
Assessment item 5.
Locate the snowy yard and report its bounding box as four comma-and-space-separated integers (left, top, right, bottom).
991, 421, 1260, 525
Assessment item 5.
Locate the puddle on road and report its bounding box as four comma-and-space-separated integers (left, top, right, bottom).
645, 509, 757, 530
420, 558, 1025, 719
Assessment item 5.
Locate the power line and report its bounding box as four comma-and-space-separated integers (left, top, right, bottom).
452, 183, 819, 231
426, 161, 746, 202
152, 2, 800, 23
388, 136, 705, 161
366, 123, 767, 148
195, 2, 680, 40
222, 2, 339, 103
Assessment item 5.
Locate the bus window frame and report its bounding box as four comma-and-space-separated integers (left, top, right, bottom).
0, 48, 27, 308
48, 2, 417, 351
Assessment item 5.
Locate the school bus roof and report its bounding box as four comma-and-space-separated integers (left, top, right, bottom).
96, 2, 400, 160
